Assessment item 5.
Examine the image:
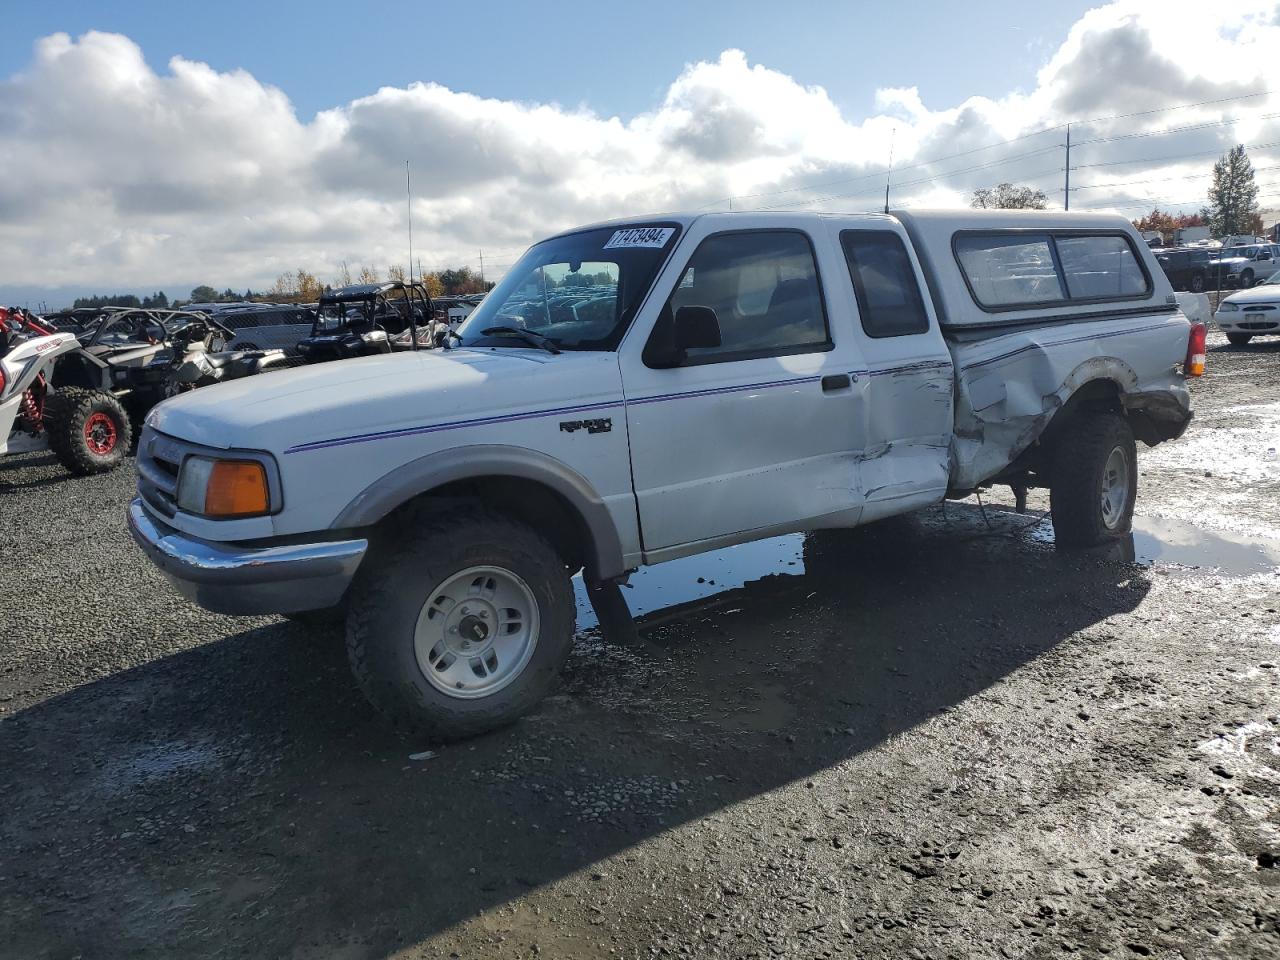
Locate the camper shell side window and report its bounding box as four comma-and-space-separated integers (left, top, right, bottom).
953, 229, 1153, 313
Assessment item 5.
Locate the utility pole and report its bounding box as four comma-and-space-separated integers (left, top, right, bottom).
1064, 123, 1071, 211
479, 249, 485, 284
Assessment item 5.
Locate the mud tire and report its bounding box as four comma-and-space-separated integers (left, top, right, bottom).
1049, 412, 1137, 550
43, 388, 132, 476
345, 509, 575, 740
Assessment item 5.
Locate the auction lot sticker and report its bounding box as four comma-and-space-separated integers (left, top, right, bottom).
603, 227, 675, 249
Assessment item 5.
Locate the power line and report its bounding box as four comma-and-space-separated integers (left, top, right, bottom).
1073, 111, 1280, 147
1071, 89, 1272, 127
1071, 161, 1280, 191
1072, 139, 1280, 171
709, 89, 1277, 209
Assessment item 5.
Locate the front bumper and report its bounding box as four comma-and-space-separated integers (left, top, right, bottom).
128, 498, 367, 615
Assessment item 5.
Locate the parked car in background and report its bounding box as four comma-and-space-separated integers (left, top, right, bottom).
1154, 246, 1210, 292
212, 303, 315, 356
1213, 272, 1280, 345
1208, 244, 1279, 288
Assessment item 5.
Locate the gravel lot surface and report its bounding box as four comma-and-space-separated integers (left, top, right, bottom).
1, 332, 1278, 959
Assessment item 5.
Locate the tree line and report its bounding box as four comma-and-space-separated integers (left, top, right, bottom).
969, 143, 1266, 242
72, 265, 495, 312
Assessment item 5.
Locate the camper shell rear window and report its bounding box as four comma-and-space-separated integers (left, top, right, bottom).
953, 229, 1152, 313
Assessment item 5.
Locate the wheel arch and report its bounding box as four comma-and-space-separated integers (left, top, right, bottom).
333, 445, 626, 580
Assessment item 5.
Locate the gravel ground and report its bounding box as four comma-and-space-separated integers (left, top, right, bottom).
1, 331, 1278, 959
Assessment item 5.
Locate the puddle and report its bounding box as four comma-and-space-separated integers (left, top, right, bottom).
570, 510, 1280, 634
574, 534, 805, 630
1131, 516, 1280, 576
96, 740, 220, 795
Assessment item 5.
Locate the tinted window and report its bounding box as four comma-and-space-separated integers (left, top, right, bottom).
840, 231, 930, 337
666, 231, 829, 362
1055, 235, 1149, 299
955, 234, 1064, 307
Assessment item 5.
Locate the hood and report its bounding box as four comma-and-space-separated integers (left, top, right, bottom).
146, 347, 623, 451
1220, 284, 1280, 306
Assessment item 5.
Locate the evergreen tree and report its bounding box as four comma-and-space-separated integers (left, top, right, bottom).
1207, 145, 1261, 238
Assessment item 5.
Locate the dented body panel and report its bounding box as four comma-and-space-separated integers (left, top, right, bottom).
894, 209, 1193, 492
944, 311, 1190, 489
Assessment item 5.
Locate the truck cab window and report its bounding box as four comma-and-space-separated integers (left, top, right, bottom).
840, 231, 930, 337
666, 230, 830, 363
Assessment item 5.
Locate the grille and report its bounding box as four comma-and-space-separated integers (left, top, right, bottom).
136, 428, 184, 518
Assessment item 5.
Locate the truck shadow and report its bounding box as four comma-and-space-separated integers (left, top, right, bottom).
0, 505, 1150, 958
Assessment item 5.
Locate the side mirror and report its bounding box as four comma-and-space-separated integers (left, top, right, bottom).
673, 305, 721, 349
642, 304, 722, 368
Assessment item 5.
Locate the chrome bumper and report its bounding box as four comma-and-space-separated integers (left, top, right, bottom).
127, 498, 367, 616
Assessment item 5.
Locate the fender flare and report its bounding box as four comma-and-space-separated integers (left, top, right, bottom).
332, 444, 626, 580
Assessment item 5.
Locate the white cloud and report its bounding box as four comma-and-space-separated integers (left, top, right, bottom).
3, 1, 1280, 300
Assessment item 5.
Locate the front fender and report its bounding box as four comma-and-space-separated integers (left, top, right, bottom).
332, 444, 626, 580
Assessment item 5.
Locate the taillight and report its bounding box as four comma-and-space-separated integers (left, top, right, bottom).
0, 367, 6, 397
1185, 322, 1206, 377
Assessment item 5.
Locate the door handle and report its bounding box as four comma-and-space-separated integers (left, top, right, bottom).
821, 374, 851, 392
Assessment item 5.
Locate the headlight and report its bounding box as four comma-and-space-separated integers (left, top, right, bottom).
177, 456, 271, 517
1217, 302, 1240, 313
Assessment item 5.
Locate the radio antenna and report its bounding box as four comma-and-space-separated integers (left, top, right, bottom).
404, 160, 414, 281
883, 127, 896, 215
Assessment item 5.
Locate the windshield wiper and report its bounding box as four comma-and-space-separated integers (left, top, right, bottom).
480, 326, 561, 354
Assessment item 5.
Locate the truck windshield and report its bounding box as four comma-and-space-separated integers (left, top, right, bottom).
457, 223, 681, 351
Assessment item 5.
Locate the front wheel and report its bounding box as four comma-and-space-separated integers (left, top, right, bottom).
1227, 332, 1253, 346
1189, 272, 1205, 293
1049, 412, 1137, 549
345, 510, 575, 739
43, 388, 132, 476
1240, 269, 1255, 289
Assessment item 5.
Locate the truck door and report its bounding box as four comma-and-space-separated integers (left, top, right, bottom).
827, 223, 954, 521
619, 218, 868, 560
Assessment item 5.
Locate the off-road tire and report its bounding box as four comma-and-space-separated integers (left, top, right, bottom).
346, 509, 575, 740
43, 388, 132, 476
1227, 332, 1253, 346
1049, 412, 1137, 549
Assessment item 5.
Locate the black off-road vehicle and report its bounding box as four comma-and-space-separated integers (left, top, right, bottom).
296, 282, 436, 363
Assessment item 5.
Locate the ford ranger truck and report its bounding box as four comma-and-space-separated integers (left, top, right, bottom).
129, 210, 1201, 739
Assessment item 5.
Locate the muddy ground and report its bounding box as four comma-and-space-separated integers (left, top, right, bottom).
1, 332, 1278, 959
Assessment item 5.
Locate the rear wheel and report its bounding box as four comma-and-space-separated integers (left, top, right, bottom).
1049, 413, 1137, 549
1227, 332, 1253, 346
1189, 272, 1205, 293
43, 388, 132, 476
345, 510, 575, 739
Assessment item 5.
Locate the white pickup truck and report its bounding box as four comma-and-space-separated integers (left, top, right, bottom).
129, 210, 1202, 738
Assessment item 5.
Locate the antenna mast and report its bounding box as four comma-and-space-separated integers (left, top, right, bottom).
884, 127, 897, 215
406, 160, 414, 283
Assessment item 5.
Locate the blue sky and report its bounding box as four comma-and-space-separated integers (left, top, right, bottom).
2, 0, 1095, 121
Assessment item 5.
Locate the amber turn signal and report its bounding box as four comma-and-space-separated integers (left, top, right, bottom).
204, 460, 270, 517
1184, 322, 1207, 378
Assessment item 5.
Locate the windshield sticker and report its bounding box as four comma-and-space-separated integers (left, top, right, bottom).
603, 227, 675, 250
